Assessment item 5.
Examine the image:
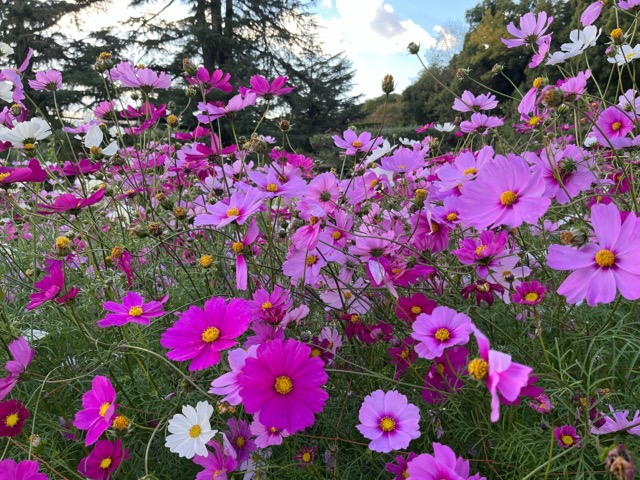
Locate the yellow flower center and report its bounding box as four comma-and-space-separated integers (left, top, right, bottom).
236, 436, 245, 447
99, 402, 111, 417
436, 362, 445, 374
23, 143, 36, 151
90, 146, 102, 156
350, 314, 360, 323
0, 172, 10, 182
402, 471, 410, 479
199, 255, 213, 268
434, 328, 451, 342
274, 375, 293, 395
626, 52, 636, 60
468, 358, 488, 381
112, 415, 129, 431
595, 249, 615, 267
343, 291, 352, 300
400, 349, 410, 359
128, 306, 143, 317
331, 230, 342, 240
410, 306, 422, 315
524, 292, 539, 302
310, 348, 322, 357
611, 28, 623, 39
352, 140, 362, 148
532, 77, 543, 89
561, 435, 574, 446
500, 190, 517, 206
111, 246, 123, 258
201, 327, 220, 343
266, 183, 278, 192
262, 301, 272, 310
189, 425, 202, 438
5, 413, 19, 427
232, 241, 244, 254
99, 457, 112, 470
528, 116, 541, 126
370, 179, 379, 188
475, 245, 487, 256
55, 236, 71, 249
612, 121, 622, 131
302, 452, 312, 463
226, 207, 240, 217
305, 255, 318, 266
379, 416, 396, 432
463, 167, 477, 175
415, 188, 427, 200
269, 427, 278, 433
446, 212, 458, 221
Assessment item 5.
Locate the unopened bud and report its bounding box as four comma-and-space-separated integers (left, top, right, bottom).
407, 42, 420, 55
381, 74, 395, 94
182, 58, 197, 76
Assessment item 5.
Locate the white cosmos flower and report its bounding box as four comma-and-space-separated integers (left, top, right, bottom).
0, 43, 14, 58
0, 118, 52, 147
0, 81, 12, 103
546, 26, 601, 65
434, 122, 456, 132
365, 139, 396, 164
165, 401, 217, 459
608, 44, 640, 66
84, 124, 118, 156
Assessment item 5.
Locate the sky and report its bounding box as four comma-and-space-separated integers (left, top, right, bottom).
76, 0, 479, 99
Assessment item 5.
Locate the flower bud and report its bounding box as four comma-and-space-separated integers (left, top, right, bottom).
381, 74, 396, 94
407, 42, 420, 55
182, 57, 198, 76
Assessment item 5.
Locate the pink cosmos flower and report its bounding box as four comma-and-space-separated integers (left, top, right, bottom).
529, 393, 554, 414
332, 129, 383, 155
304, 172, 340, 213
0, 399, 28, 437
98, 292, 168, 328
356, 389, 420, 453
547, 202, 640, 306
78, 438, 127, 480
470, 327, 533, 422
422, 346, 468, 404
406, 443, 486, 480
194, 441, 237, 480
73, 376, 118, 446
386, 453, 418, 480
194, 187, 265, 229
452, 230, 509, 279
248, 166, 306, 199
452, 91, 498, 112
580, 1, 603, 26
110, 62, 171, 91
250, 418, 290, 447
246, 75, 295, 98
160, 297, 252, 371
209, 346, 258, 405
619, 0, 640, 9
554, 425, 581, 448
37, 188, 105, 215
26, 266, 65, 310
28, 69, 62, 91
513, 281, 546, 305
502, 12, 554, 48
380, 147, 424, 173
459, 113, 504, 135
224, 418, 256, 465
282, 246, 328, 286
230, 218, 262, 291
458, 154, 550, 229
195, 92, 257, 122
529, 36, 551, 68
238, 338, 329, 434
185, 67, 232, 93
592, 106, 635, 144
0, 158, 47, 185
591, 405, 640, 436
0, 337, 34, 400
0, 459, 47, 480
395, 293, 437, 324
411, 306, 473, 360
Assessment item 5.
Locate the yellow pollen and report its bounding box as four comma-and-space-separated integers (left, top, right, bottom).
533, 77, 543, 89
55, 236, 71, 249
475, 245, 487, 256
463, 167, 477, 175
236, 436, 246, 447
90, 146, 102, 156
434, 328, 451, 342
274, 375, 293, 395
370, 179, 379, 188
112, 415, 129, 431
400, 349, 409, 359
310, 348, 322, 357
201, 327, 220, 343
352, 140, 363, 148
391, 268, 402, 274
528, 116, 541, 126
561, 435, 574, 446
343, 291, 352, 299
436, 363, 445, 374
612, 121, 622, 131
0, 173, 10, 182
23, 143, 36, 151
266, 183, 278, 192
500, 190, 517, 206
446, 212, 458, 221
167, 114, 178, 125
5, 413, 19, 427
410, 306, 422, 315
262, 301, 273, 310
269, 427, 278, 433
402, 471, 410, 479
502, 270, 512, 279
595, 249, 615, 267
189, 424, 202, 438
99, 457, 112, 470
398, 165, 407, 169
350, 314, 360, 323
232, 241, 244, 254
415, 188, 427, 199
99, 52, 112, 59
524, 292, 539, 302
468, 358, 488, 381
379, 416, 396, 432
331, 230, 342, 240
611, 28, 623, 39
226, 207, 240, 217
302, 452, 312, 463
305, 255, 318, 266
199, 255, 213, 268
111, 246, 123, 258
626, 52, 636, 60
431, 222, 440, 233
128, 306, 143, 317
309, 216, 319, 226
99, 402, 111, 417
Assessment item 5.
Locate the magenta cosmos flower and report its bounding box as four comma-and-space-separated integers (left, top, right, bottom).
0, 399, 29, 437
185, 67, 232, 94
502, 12, 553, 48
160, 297, 251, 371
193, 187, 264, 229
592, 106, 635, 144
26, 266, 65, 310
73, 376, 118, 446
193, 441, 237, 480
458, 154, 550, 229
78, 438, 127, 480
591, 405, 640, 436
469, 327, 532, 422
459, 113, 504, 135
411, 306, 473, 360
0, 336, 34, 400
0, 459, 47, 480
547, 203, 640, 306
28, 69, 62, 91
422, 346, 468, 404
554, 425, 581, 448
356, 389, 420, 453
195, 92, 257, 122
37, 188, 105, 215
98, 292, 168, 328
238, 338, 329, 434
580, 1, 603, 26
513, 281, 546, 306
406, 443, 486, 480
453, 91, 498, 112
247, 75, 295, 98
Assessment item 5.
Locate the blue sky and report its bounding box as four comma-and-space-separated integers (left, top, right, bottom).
314, 0, 479, 98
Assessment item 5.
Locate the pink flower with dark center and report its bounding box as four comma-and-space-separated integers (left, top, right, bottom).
250, 418, 290, 447
356, 389, 420, 453
554, 425, 581, 448
304, 172, 340, 213
282, 246, 328, 286
238, 338, 329, 434
380, 147, 424, 173
0, 337, 34, 401
160, 297, 252, 371
459, 113, 504, 135
28, 69, 62, 91
529, 394, 554, 414
73, 376, 118, 446
411, 306, 473, 360
98, 292, 168, 328
453, 91, 498, 112
547, 202, 640, 306
0, 399, 28, 437
194, 187, 265, 229
502, 12, 554, 48
224, 417, 256, 465
452, 230, 509, 279
78, 438, 127, 480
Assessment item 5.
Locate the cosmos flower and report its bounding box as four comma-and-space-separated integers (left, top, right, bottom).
459, 113, 504, 135
0, 399, 28, 437
26, 266, 66, 310
165, 401, 217, 459
0, 337, 34, 401
77, 439, 127, 480
411, 306, 473, 360
209, 346, 259, 405
37, 188, 106, 215
73, 376, 118, 446
195, 92, 257, 122
580, 1, 603, 26
502, 12, 553, 48
513, 281, 546, 306
0, 459, 47, 480
406, 443, 486, 480
554, 425, 581, 448
332, 128, 383, 155
185, 67, 232, 93
98, 292, 168, 328
452, 91, 498, 112
0, 117, 51, 148
238, 338, 329, 434
356, 389, 420, 453
28, 69, 62, 91
246, 75, 295, 98
193, 187, 265, 229
193, 441, 237, 480
422, 346, 469, 404
591, 405, 640, 436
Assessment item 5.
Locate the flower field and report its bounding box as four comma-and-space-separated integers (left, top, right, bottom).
1, 2, 640, 478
